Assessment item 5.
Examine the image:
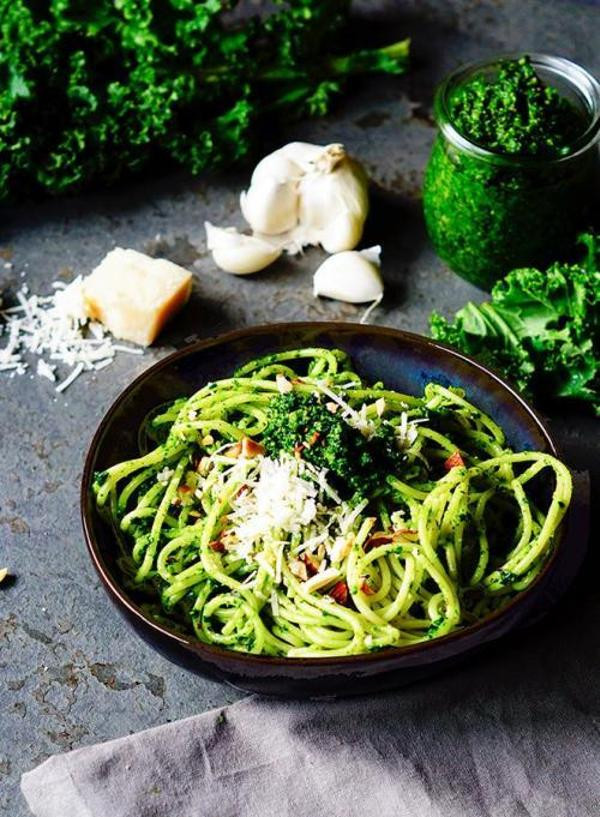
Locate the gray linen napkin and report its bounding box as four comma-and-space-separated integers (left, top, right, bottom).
20, 670, 600, 817
22, 474, 598, 817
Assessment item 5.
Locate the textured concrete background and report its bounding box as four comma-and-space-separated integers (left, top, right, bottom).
1, 1, 599, 813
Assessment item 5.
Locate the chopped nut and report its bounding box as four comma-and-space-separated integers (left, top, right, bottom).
395, 528, 418, 540
444, 450, 465, 470
364, 531, 394, 552
289, 559, 308, 581
325, 401, 339, 414
329, 580, 349, 605
360, 579, 376, 596
300, 552, 320, 576
241, 437, 265, 458
197, 456, 211, 475
306, 431, 321, 448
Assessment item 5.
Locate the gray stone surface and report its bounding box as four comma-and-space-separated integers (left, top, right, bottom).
1, 1, 599, 814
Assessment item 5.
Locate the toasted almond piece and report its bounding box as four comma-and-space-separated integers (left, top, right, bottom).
444, 450, 465, 470
325, 401, 339, 414
300, 552, 320, 576
364, 531, 394, 552
241, 437, 265, 458
306, 431, 321, 448
329, 580, 349, 605
304, 567, 341, 594
289, 559, 308, 581
197, 456, 211, 475
360, 579, 376, 596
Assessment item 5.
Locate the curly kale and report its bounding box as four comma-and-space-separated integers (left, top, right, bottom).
263, 392, 403, 497
0, 0, 409, 201
431, 233, 600, 414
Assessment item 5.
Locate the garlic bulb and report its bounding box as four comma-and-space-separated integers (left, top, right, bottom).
205, 222, 281, 275
240, 141, 369, 254
313, 246, 383, 303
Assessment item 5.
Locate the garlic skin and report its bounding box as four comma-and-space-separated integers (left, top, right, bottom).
240, 141, 369, 254
205, 222, 281, 275
313, 246, 383, 303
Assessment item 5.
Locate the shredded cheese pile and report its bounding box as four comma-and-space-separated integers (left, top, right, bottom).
0, 278, 142, 392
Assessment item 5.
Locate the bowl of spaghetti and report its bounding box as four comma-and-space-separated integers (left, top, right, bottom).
82, 323, 575, 696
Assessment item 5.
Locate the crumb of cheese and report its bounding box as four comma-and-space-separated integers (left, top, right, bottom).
82, 248, 192, 346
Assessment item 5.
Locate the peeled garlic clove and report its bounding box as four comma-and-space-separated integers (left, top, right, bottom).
313, 246, 383, 303
205, 222, 281, 275
240, 175, 298, 235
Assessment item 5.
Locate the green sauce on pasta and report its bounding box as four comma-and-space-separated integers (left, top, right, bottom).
93, 347, 572, 657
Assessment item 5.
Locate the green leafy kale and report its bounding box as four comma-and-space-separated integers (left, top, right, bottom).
0, 0, 409, 201
263, 392, 403, 497
430, 233, 600, 414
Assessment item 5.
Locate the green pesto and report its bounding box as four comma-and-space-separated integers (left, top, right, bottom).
262, 392, 403, 498
423, 56, 593, 291
450, 57, 582, 157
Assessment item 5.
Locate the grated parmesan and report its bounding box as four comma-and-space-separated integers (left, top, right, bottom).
0, 277, 143, 392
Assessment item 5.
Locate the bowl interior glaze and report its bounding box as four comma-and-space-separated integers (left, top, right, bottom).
82, 323, 567, 697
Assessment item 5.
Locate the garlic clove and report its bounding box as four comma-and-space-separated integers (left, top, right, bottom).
297, 153, 368, 252
249, 149, 304, 186
313, 246, 383, 303
205, 222, 281, 275
240, 175, 298, 235
319, 211, 366, 254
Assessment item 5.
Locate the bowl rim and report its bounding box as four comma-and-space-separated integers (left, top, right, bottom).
81, 321, 564, 669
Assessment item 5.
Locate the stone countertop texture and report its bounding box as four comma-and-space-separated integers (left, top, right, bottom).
1, 1, 599, 814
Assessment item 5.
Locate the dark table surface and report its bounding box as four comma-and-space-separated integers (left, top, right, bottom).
2, 1, 599, 814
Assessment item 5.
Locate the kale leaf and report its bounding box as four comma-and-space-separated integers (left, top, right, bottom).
430, 233, 600, 414
0, 0, 409, 201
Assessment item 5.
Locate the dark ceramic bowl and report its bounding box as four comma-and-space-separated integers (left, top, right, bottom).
81, 323, 580, 697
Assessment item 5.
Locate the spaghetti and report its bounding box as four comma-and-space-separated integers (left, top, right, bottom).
93, 347, 572, 657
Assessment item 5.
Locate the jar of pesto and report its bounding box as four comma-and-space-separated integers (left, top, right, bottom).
423, 54, 600, 290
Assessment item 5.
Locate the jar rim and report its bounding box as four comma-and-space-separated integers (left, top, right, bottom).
434, 52, 600, 166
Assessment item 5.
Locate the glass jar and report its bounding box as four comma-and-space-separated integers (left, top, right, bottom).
423, 53, 600, 291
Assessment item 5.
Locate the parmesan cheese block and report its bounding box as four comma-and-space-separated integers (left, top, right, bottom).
82, 248, 192, 346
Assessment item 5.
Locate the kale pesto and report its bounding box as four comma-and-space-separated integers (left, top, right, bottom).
423, 55, 599, 290
262, 391, 403, 498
